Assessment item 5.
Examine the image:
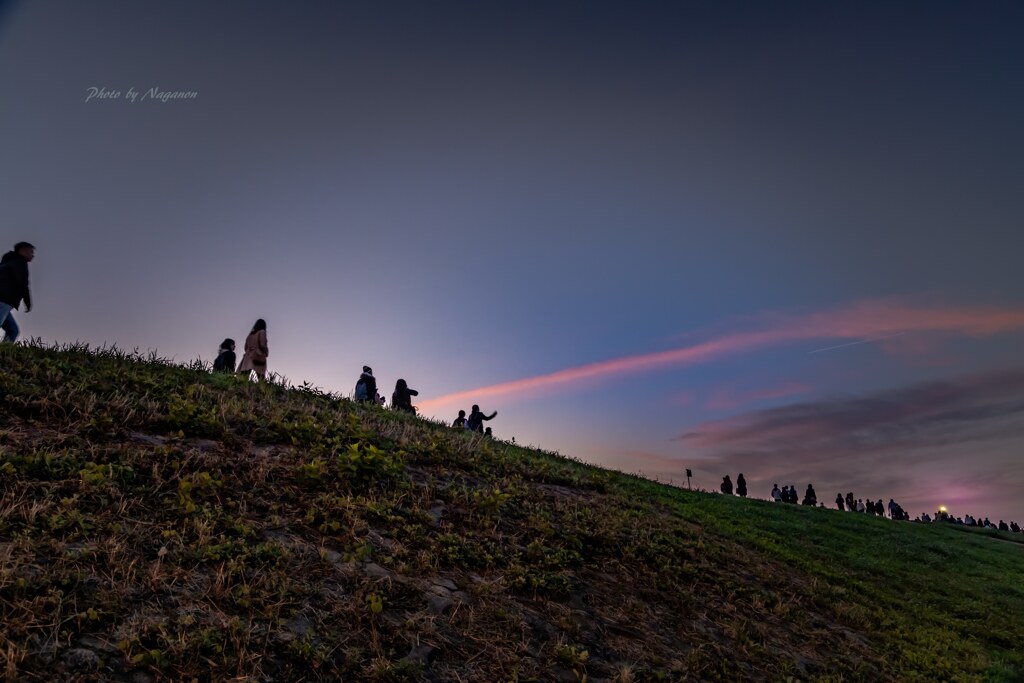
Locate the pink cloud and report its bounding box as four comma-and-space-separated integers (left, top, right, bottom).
417, 297, 1024, 412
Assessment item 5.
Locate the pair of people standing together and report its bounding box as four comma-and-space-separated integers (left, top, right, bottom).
213, 319, 269, 379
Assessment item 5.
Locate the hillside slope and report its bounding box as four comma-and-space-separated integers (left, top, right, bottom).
1, 342, 1022, 682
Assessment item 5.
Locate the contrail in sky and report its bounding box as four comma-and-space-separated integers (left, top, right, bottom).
808, 331, 911, 354
417, 300, 1024, 412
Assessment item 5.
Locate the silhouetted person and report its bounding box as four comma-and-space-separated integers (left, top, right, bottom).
212, 338, 236, 373
355, 366, 376, 402
803, 484, 817, 506
391, 378, 419, 414
780, 485, 790, 503
771, 484, 781, 502
484, 427, 493, 438
998, 520, 1009, 532
0, 242, 35, 343
856, 499, 866, 513
789, 486, 800, 504
1011, 521, 1020, 533
845, 492, 855, 511
467, 404, 497, 433
237, 319, 269, 379
836, 493, 845, 511
452, 410, 467, 428
721, 475, 733, 495
736, 473, 747, 498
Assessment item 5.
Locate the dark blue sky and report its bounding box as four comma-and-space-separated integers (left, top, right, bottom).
2, 0, 1023, 521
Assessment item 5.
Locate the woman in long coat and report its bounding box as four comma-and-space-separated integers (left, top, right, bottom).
237, 319, 269, 379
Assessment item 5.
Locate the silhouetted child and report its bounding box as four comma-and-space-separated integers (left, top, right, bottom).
484, 427, 493, 438
452, 410, 467, 428
391, 379, 419, 414
721, 475, 733, 495
212, 338, 236, 373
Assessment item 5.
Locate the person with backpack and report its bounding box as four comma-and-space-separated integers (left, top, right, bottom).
237, 319, 269, 379
736, 473, 748, 497
720, 475, 733, 495
355, 366, 377, 403
467, 404, 496, 433
0, 241, 35, 343
391, 379, 419, 414
452, 410, 467, 428
212, 338, 236, 373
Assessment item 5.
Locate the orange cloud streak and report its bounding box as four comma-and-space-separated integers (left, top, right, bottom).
417, 298, 1024, 412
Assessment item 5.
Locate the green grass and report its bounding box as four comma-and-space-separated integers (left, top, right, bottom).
1, 340, 1022, 682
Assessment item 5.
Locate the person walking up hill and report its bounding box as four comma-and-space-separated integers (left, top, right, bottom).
0, 241, 35, 342
237, 319, 269, 379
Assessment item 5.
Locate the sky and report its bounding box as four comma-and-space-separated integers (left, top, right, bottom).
2, 1, 1023, 522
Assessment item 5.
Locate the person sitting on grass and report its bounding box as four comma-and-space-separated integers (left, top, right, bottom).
391, 378, 419, 414
467, 404, 497, 433
720, 475, 733, 495
452, 410, 467, 428
355, 366, 377, 403
212, 338, 236, 373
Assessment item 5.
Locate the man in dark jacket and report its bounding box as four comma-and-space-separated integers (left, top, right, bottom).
0, 242, 34, 342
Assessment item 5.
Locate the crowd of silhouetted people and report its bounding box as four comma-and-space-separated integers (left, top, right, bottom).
718, 472, 1021, 532
209, 318, 501, 438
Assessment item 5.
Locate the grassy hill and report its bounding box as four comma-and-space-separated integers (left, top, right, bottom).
1, 341, 1022, 682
